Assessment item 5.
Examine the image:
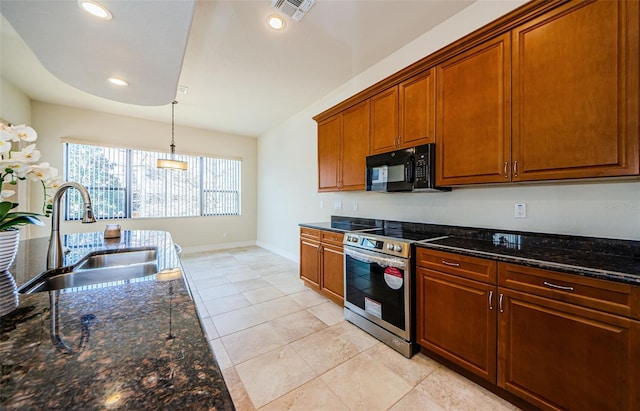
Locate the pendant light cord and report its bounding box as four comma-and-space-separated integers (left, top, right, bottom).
170, 100, 177, 154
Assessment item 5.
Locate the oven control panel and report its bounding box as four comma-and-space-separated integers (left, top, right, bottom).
344, 234, 410, 258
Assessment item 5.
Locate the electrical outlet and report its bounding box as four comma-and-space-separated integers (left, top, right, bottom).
514, 203, 527, 218
353, 201, 359, 211
223, 232, 228, 238
334, 201, 342, 211
319, 200, 324, 209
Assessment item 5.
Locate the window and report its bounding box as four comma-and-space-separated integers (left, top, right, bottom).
64, 143, 241, 220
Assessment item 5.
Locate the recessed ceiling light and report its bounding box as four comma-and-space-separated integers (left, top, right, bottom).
78, 0, 112, 20
267, 15, 285, 30
108, 77, 128, 87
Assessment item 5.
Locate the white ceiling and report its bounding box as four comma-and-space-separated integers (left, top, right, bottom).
0, 0, 475, 138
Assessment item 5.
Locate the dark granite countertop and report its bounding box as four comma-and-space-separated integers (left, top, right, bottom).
0, 230, 235, 410
299, 218, 382, 234
301, 218, 640, 286
418, 233, 640, 285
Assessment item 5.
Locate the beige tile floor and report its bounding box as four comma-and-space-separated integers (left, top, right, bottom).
181, 246, 520, 411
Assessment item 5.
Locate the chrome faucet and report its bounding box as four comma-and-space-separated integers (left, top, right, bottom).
46, 182, 96, 270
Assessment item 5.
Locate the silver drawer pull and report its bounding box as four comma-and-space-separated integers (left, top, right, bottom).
543, 281, 574, 292
442, 260, 460, 267
488, 290, 494, 310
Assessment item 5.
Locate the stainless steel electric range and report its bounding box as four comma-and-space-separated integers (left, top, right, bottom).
343, 228, 446, 357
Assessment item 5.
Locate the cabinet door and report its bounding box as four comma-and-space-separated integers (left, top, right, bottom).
512, 0, 639, 181
498, 288, 640, 411
416, 267, 497, 383
299, 239, 320, 288
399, 68, 436, 147
320, 243, 344, 305
317, 114, 341, 192
436, 33, 512, 186
340, 100, 369, 191
370, 86, 399, 154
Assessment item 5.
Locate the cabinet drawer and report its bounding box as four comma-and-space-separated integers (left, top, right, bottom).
499, 263, 640, 320
300, 227, 321, 240
321, 230, 344, 246
416, 248, 497, 284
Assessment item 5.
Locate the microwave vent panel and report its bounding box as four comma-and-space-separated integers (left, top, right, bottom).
271, 0, 315, 22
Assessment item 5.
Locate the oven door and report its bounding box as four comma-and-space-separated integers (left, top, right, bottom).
343, 246, 410, 339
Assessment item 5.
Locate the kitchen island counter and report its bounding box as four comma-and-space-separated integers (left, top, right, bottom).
0, 230, 234, 410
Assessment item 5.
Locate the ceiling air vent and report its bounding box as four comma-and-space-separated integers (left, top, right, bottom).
271, 0, 315, 22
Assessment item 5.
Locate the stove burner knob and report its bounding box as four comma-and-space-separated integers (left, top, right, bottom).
386, 243, 394, 250
394, 244, 403, 252
351, 237, 358, 243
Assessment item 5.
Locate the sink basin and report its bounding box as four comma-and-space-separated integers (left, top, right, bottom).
75, 248, 158, 270
18, 247, 159, 294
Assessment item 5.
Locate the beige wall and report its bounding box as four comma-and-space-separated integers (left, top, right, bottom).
27, 102, 258, 251
0, 77, 31, 125
256, 0, 640, 262
0, 78, 32, 237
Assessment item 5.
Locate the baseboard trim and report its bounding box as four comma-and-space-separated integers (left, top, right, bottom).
256, 240, 298, 263
181, 240, 257, 255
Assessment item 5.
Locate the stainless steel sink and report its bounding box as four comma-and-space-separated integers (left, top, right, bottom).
18, 247, 159, 294
75, 248, 157, 270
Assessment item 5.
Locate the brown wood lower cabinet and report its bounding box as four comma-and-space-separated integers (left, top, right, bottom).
416, 248, 640, 411
299, 236, 320, 287
498, 288, 640, 411
299, 228, 344, 305
416, 267, 497, 383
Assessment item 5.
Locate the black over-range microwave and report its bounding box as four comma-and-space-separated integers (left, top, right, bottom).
366, 144, 450, 192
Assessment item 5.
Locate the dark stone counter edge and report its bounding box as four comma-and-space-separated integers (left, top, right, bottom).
416, 242, 640, 286
299, 220, 383, 234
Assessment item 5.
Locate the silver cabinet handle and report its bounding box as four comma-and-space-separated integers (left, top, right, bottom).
543, 281, 574, 292
504, 161, 509, 179
499, 293, 504, 313
489, 290, 494, 310
513, 160, 518, 177
442, 260, 460, 267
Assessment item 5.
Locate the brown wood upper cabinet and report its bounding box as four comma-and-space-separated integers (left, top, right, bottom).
511, 0, 639, 181
437, 0, 639, 186
370, 68, 436, 155
317, 100, 369, 192
436, 34, 512, 186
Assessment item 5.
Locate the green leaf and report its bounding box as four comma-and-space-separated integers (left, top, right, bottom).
0, 202, 11, 220
0, 215, 44, 231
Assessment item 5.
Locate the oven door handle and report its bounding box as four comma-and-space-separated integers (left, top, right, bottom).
344, 246, 407, 270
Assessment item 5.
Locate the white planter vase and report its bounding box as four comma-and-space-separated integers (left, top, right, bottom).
0, 229, 20, 317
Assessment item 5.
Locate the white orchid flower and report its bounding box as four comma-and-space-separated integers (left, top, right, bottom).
28, 162, 56, 181
1, 189, 15, 199
2, 160, 28, 177
0, 124, 13, 142
11, 144, 41, 164
0, 140, 11, 154
9, 124, 37, 142
45, 177, 65, 190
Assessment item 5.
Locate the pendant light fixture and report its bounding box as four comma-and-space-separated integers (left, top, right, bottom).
157, 101, 188, 170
